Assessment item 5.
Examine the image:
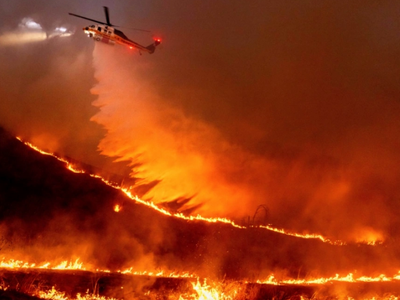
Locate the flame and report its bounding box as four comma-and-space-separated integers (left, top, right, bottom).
120, 268, 197, 278
3, 257, 400, 287
38, 287, 68, 300
15, 136, 380, 246
353, 227, 385, 245
17, 280, 400, 300
38, 286, 118, 300
12, 278, 400, 300
53, 258, 84, 270
3, 258, 400, 299
191, 279, 232, 300
256, 272, 400, 285
0, 258, 85, 271
3, 138, 398, 300
0, 258, 200, 279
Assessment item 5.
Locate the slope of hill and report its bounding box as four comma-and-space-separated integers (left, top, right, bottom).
0, 126, 398, 282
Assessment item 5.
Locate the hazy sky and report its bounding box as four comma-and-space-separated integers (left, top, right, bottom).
1, 0, 400, 242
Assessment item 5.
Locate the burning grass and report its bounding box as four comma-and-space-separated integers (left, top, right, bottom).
2, 259, 400, 300
2, 269, 400, 300
13, 135, 386, 247
3, 128, 400, 299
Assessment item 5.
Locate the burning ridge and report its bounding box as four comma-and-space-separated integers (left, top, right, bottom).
0, 126, 399, 281
13, 135, 363, 247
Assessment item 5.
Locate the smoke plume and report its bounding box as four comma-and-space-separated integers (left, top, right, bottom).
1, 1, 400, 243
90, 25, 400, 243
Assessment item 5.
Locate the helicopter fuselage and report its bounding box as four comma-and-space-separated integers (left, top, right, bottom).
83, 24, 159, 53
84, 25, 116, 46
70, 7, 160, 54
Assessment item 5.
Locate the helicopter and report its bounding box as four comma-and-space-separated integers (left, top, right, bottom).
69, 6, 161, 54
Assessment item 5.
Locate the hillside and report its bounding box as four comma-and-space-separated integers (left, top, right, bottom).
0, 127, 398, 282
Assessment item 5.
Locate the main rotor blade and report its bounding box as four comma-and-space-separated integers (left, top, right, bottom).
118, 26, 151, 33
103, 6, 112, 26
69, 13, 108, 26
130, 28, 151, 33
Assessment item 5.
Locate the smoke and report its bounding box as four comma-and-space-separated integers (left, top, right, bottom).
0, 8, 131, 176
91, 43, 268, 217
1, 0, 400, 243
89, 1, 400, 242
89, 41, 398, 243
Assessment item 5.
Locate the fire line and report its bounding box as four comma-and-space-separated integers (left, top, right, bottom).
15, 137, 384, 246
2, 258, 400, 287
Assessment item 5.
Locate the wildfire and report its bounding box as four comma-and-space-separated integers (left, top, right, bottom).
0, 258, 84, 270
3, 257, 400, 300
256, 272, 400, 285
38, 287, 118, 300
190, 279, 243, 300
7, 277, 400, 300
0, 258, 199, 278
15, 137, 373, 246
3, 257, 400, 288
119, 268, 197, 278
11, 281, 400, 300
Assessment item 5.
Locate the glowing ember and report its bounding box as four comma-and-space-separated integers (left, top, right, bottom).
114, 204, 121, 212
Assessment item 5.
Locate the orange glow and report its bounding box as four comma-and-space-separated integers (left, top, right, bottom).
3, 256, 400, 285
53, 258, 84, 270
20, 279, 400, 300
9, 275, 400, 300
38, 287, 68, 300
256, 272, 400, 285
0, 258, 200, 278
353, 227, 385, 245
15, 136, 384, 246
114, 204, 121, 212
190, 279, 241, 300
120, 268, 197, 278
39, 286, 118, 300
4, 257, 400, 300
0, 258, 84, 270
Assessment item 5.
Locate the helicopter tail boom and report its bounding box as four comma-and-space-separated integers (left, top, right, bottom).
145, 39, 161, 54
